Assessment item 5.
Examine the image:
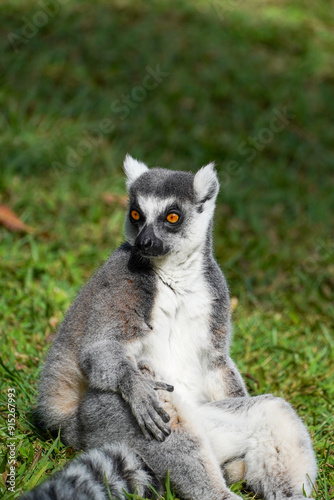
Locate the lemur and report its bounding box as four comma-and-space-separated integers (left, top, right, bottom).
23, 156, 316, 500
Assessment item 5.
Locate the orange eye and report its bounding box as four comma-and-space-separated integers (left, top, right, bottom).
131, 210, 140, 221
166, 213, 179, 224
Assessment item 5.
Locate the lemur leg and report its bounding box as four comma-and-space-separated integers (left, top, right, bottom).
79, 390, 241, 500
196, 395, 317, 500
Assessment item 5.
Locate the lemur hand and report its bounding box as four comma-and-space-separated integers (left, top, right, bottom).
121, 374, 174, 441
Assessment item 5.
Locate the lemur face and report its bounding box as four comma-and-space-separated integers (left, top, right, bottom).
127, 194, 193, 258
123, 155, 219, 260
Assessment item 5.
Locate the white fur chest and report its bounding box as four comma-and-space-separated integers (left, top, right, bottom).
130, 257, 214, 406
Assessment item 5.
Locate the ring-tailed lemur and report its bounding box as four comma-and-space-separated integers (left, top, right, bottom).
24, 156, 316, 500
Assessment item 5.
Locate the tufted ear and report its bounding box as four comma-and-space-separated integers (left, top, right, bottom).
123, 154, 149, 189
193, 162, 219, 207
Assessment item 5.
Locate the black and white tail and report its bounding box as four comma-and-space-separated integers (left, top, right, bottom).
21, 443, 160, 500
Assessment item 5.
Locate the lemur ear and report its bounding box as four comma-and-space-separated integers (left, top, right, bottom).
193, 162, 219, 207
123, 154, 149, 189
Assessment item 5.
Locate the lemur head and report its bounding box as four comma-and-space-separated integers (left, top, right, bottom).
123, 154, 219, 261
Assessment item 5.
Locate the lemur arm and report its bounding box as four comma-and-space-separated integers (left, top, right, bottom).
204, 351, 248, 401
206, 314, 248, 399
216, 355, 248, 398
204, 259, 249, 399
79, 338, 173, 442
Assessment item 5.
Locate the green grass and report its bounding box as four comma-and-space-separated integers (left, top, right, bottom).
0, 0, 333, 498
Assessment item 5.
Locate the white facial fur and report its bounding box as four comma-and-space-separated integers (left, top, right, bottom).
123, 156, 219, 266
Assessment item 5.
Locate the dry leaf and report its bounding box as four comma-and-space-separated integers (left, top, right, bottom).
230, 297, 238, 313
65, 447, 76, 458
0, 205, 33, 233
15, 363, 28, 371
49, 316, 59, 329
102, 193, 128, 207
1, 471, 8, 486
14, 352, 29, 359
30, 448, 42, 469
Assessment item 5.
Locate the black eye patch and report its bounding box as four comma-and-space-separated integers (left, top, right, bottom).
157, 207, 183, 231
129, 206, 145, 225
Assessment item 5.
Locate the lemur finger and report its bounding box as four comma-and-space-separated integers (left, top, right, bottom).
152, 398, 170, 423
148, 408, 171, 437
152, 381, 174, 392
143, 413, 165, 442
136, 415, 152, 441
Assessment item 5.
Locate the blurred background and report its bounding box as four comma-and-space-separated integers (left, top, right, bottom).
0, 0, 333, 498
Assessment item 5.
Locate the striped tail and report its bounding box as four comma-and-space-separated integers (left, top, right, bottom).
21, 443, 161, 500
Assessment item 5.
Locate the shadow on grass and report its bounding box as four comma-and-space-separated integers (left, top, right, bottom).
1, 0, 333, 178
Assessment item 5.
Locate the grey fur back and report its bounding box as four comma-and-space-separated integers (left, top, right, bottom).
37, 243, 157, 448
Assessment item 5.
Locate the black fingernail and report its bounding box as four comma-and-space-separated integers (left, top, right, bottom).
167, 385, 174, 392
163, 414, 170, 423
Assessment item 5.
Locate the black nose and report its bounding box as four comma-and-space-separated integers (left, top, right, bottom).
135, 224, 164, 256
139, 233, 154, 250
